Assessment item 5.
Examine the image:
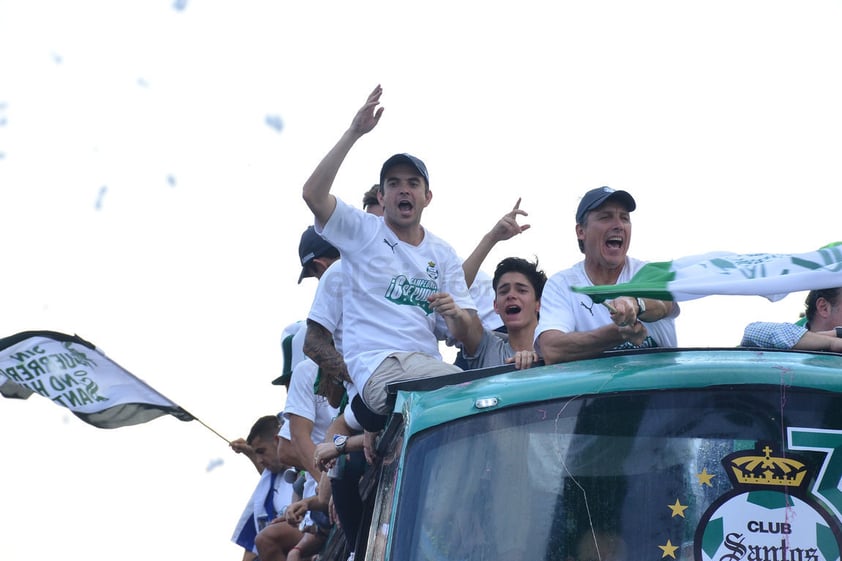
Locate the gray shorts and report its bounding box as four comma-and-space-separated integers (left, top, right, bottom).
362, 352, 462, 415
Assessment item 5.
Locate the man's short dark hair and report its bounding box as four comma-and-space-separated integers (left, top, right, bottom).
362, 184, 380, 209
492, 257, 547, 301
246, 415, 281, 445
805, 287, 841, 326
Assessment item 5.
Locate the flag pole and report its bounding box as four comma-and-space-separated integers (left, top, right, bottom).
190, 414, 232, 444
83, 347, 234, 444
87, 349, 232, 444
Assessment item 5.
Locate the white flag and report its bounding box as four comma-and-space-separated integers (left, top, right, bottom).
1, 331, 193, 429
572, 243, 842, 303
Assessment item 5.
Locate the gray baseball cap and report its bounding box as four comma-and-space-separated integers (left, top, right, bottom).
379, 153, 429, 188
576, 186, 636, 224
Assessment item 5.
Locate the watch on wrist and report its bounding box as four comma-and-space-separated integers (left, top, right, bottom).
835, 326, 842, 338
333, 434, 348, 454
636, 297, 646, 317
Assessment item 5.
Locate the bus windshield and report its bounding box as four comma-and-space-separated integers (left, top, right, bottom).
387, 386, 842, 561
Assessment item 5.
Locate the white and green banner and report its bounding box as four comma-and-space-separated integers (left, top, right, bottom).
1, 330, 193, 429
572, 243, 842, 303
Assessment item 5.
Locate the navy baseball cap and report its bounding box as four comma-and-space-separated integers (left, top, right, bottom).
298, 226, 337, 283
379, 153, 429, 188
575, 186, 636, 224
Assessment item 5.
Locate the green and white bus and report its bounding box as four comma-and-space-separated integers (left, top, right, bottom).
339, 347, 842, 561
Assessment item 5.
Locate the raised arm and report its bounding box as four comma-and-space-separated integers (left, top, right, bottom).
302, 85, 385, 226
461, 198, 530, 287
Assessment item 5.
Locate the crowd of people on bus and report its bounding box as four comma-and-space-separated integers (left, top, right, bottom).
227, 85, 842, 561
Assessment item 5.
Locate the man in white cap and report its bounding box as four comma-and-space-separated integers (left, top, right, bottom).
536, 186, 679, 364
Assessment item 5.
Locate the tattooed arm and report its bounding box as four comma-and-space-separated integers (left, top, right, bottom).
303, 319, 352, 385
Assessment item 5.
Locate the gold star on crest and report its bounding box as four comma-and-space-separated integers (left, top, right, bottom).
659, 539, 679, 559
668, 499, 688, 518
696, 468, 715, 487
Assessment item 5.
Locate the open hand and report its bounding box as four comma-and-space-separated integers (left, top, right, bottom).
349, 85, 385, 136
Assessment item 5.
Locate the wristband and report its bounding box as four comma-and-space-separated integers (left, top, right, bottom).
835, 327, 842, 338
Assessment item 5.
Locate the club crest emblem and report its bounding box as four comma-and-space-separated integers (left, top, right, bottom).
695, 442, 842, 561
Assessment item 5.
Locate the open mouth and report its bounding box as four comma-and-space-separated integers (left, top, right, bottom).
505, 305, 522, 316
398, 200, 414, 211
606, 236, 623, 249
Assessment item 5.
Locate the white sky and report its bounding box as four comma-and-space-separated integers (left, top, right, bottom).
1, 1, 840, 559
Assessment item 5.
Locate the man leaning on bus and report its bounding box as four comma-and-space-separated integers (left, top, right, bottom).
535, 187, 679, 364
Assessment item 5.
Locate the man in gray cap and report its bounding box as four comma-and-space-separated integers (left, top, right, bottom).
535, 186, 679, 364
301, 85, 481, 439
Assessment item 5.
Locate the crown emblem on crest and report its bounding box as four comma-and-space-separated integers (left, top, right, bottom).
724, 443, 808, 489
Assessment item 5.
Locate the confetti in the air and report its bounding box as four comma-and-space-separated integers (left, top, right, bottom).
265, 114, 284, 133
95, 185, 108, 210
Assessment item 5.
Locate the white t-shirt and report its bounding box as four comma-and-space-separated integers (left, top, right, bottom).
265, 469, 295, 519
307, 259, 361, 398
535, 258, 679, 352
317, 197, 475, 391
283, 350, 338, 447
231, 467, 295, 552
288, 320, 307, 376
278, 418, 291, 440
471, 270, 503, 331
282, 355, 337, 500
307, 259, 344, 354
302, 472, 318, 501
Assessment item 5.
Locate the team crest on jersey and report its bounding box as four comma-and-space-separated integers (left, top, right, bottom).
426, 261, 438, 280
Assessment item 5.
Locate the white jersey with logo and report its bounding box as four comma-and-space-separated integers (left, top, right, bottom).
535, 258, 679, 352
317, 197, 475, 392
